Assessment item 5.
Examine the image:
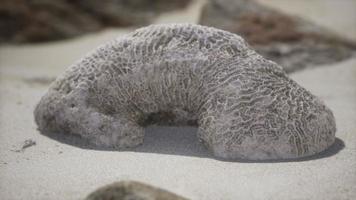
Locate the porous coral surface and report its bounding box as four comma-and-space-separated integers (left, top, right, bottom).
34, 24, 336, 160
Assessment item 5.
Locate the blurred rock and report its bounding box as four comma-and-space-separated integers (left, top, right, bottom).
85, 181, 188, 200
199, 0, 356, 72
0, 0, 101, 43
0, 0, 191, 43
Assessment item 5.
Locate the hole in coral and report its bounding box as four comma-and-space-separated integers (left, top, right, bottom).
135, 126, 209, 157
137, 111, 198, 127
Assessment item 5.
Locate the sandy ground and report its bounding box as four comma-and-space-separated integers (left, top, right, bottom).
0, 0, 356, 199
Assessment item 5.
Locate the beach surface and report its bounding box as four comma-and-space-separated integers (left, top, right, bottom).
1, 0, 355, 199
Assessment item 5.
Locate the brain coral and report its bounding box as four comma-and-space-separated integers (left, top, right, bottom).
34, 24, 336, 160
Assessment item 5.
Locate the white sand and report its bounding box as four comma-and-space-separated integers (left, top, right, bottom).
1, 0, 355, 199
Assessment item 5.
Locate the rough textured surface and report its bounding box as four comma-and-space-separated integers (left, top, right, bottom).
34, 24, 336, 160
0, 0, 191, 43
85, 181, 188, 200
199, 0, 356, 73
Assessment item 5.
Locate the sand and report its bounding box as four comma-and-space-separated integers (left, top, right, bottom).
1, 0, 356, 199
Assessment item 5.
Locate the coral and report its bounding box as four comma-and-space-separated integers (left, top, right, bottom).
34, 24, 336, 160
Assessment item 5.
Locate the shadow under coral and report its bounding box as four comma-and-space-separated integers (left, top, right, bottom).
42, 126, 345, 163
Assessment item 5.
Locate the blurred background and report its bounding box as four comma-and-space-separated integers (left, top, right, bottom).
1, 0, 355, 74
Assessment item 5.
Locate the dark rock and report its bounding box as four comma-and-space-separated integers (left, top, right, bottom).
199, 0, 356, 72
85, 181, 189, 200
0, 0, 101, 43
0, 0, 191, 44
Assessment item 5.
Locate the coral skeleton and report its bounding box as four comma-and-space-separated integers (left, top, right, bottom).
34, 24, 336, 160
